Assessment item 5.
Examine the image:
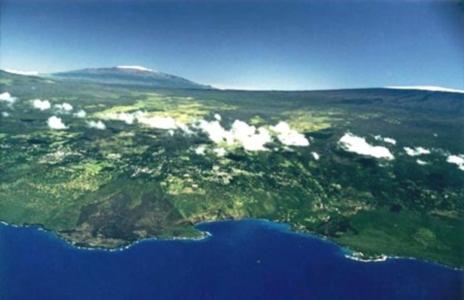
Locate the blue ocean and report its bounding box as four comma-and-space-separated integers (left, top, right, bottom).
0, 219, 462, 300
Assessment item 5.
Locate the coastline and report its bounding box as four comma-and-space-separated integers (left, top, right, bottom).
1, 218, 462, 271
344, 251, 389, 263
0, 220, 212, 253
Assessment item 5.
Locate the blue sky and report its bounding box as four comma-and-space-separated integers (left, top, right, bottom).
1, 0, 463, 90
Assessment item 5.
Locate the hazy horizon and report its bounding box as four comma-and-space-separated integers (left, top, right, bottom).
1, 0, 463, 90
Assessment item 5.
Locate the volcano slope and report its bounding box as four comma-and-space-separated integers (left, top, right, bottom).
1, 71, 463, 267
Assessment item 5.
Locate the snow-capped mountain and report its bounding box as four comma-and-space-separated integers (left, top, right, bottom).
52, 66, 211, 89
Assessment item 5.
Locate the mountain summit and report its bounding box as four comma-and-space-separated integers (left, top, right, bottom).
52, 66, 211, 89
115, 65, 155, 72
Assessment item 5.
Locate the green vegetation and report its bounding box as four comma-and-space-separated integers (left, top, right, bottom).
1, 70, 463, 267
283, 109, 335, 132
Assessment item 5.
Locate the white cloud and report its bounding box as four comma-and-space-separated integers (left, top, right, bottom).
102, 111, 305, 152
32, 99, 51, 110
374, 135, 396, 145
270, 121, 309, 147
73, 109, 87, 118
197, 120, 234, 145
197, 119, 273, 151
87, 120, 106, 130
416, 159, 428, 166
231, 120, 272, 151
1, 111, 10, 117
0, 92, 16, 104
103, 111, 190, 133
384, 137, 397, 145
446, 154, 464, 171
47, 116, 68, 130
4, 69, 39, 76
386, 86, 464, 94
404, 147, 430, 156
312, 152, 320, 160
54, 102, 73, 112
197, 119, 309, 151
339, 132, 394, 160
